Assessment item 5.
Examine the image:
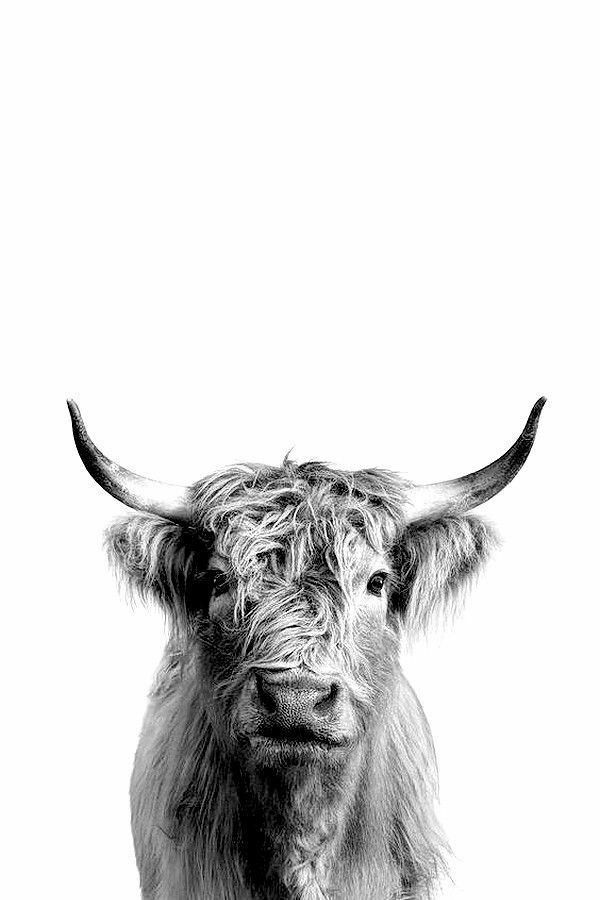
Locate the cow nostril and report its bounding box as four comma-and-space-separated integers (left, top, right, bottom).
314, 682, 339, 716
256, 673, 277, 713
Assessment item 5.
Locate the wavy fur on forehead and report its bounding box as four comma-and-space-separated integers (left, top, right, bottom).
193, 460, 407, 587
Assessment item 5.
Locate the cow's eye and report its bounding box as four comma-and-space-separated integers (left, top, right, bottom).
367, 572, 388, 596
210, 570, 230, 598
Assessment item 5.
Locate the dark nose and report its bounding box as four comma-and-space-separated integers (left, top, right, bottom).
254, 669, 343, 737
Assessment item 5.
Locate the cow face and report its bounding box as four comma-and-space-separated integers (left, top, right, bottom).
184, 464, 409, 770
198, 530, 401, 770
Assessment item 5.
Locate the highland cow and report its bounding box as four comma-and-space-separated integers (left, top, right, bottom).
68, 398, 545, 900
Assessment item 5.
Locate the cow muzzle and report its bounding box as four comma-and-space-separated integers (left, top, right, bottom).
244, 668, 355, 751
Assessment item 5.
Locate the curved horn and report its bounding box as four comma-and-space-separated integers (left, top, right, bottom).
67, 400, 193, 524
404, 397, 546, 525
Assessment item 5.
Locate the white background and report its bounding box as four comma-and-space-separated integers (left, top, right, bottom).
1, 3, 598, 898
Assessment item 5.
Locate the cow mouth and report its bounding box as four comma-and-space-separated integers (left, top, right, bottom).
252, 724, 349, 747
245, 725, 352, 761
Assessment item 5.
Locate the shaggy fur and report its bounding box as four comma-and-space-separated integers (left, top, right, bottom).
106, 460, 496, 899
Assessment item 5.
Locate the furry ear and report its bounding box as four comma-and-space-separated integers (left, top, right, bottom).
105, 516, 211, 624
395, 515, 498, 634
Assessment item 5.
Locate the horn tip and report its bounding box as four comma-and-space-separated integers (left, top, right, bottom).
66, 400, 90, 449
66, 398, 83, 428
529, 396, 547, 425
521, 396, 547, 444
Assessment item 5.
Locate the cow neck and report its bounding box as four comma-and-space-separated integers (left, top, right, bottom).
227, 740, 398, 900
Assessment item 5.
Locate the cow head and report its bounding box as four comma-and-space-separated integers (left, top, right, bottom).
68, 399, 545, 782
